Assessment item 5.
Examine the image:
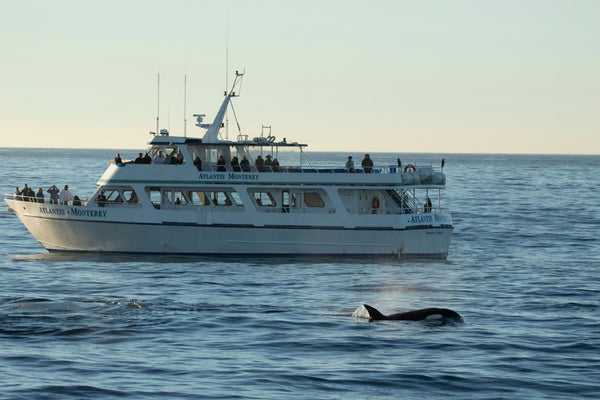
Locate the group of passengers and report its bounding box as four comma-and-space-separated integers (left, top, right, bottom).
206, 154, 280, 173
345, 154, 374, 173
134, 152, 152, 164
255, 154, 280, 172
14, 184, 81, 206
126, 151, 184, 165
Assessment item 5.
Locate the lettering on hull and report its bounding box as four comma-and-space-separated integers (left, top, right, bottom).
39, 207, 107, 219
198, 172, 259, 181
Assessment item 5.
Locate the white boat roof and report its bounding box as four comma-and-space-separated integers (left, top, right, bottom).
148, 135, 307, 148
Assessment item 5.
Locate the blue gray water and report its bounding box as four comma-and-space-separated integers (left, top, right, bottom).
1, 148, 599, 399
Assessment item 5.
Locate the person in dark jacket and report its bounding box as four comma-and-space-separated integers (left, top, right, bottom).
361, 154, 373, 173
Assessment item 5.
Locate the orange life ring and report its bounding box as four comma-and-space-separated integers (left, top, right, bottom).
372, 196, 380, 209
404, 164, 416, 173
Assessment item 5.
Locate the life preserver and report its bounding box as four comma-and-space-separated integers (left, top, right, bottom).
404, 164, 416, 172
371, 196, 380, 209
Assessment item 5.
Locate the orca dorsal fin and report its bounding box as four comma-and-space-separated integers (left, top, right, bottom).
352, 304, 387, 320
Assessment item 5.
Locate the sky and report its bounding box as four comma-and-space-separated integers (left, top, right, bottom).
1, 0, 599, 154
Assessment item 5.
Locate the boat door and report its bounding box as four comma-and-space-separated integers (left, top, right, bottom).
282, 190, 298, 213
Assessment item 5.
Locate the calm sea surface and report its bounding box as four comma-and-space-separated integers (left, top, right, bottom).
1, 148, 599, 399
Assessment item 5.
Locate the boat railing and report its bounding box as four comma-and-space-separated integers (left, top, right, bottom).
201, 165, 409, 174
4, 193, 91, 206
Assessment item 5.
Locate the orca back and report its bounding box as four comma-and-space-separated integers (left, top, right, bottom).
387, 308, 461, 321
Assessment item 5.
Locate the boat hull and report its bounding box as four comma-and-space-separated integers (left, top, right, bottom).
7, 201, 452, 259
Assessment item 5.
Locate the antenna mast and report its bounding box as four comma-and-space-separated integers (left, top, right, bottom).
156, 73, 160, 136
225, 16, 229, 140
184, 75, 187, 137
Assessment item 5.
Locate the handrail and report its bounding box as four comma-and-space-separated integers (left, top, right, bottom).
200, 164, 417, 174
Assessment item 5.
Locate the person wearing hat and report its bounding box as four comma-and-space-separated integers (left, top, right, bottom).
265, 154, 273, 166
361, 154, 373, 173
59, 185, 74, 205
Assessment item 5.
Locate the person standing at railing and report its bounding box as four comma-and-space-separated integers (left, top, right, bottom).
346, 156, 355, 173
47, 185, 59, 204
240, 156, 250, 172
59, 185, 74, 205
424, 197, 432, 213
361, 154, 373, 173
14, 187, 22, 201
20, 184, 34, 202
217, 155, 226, 171
255, 155, 265, 172
36, 188, 44, 203
194, 156, 202, 171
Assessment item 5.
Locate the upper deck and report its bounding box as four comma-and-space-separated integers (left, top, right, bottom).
100, 137, 446, 189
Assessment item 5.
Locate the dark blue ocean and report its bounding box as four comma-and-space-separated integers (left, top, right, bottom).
1, 148, 599, 400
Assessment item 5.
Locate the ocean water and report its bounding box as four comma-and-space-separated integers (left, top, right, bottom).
1, 148, 599, 399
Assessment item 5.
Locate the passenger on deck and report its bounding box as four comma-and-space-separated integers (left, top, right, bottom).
114, 153, 122, 164
134, 153, 144, 164
194, 156, 202, 171
143, 153, 152, 164
20, 184, 34, 202
424, 197, 433, 213
175, 152, 183, 164
153, 151, 165, 164
361, 154, 373, 173
72, 196, 82, 206
97, 192, 107, 207
14, 187, 21, 201
59, 185, 74, 205
255, 155, 265, 172
217, 155, 226, 171
47, 185, 60, 204
272, 158, 280, 172
36, 188, 44, 203
231, 156, 240, 171
240, 156, 250, 172
175, 198, 181, 205
346, 156, 355, 173
265, 155, 273, 166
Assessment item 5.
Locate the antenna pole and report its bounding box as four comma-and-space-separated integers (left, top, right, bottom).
156, 73, 160, 136
225, 15, 229, 140
184, 74, 187, 137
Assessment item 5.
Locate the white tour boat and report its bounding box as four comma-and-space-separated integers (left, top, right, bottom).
5, 73, 453, 258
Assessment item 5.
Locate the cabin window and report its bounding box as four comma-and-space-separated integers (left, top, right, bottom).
189, 191, 210, 206
96, 186, 140, 207
304, 192, 325, 208
171, 191, 189, 205
252, 191, 276, 207
122, 189, 139, 204
146, 187, 161, 209
229, 192, 244, 206
103, 190, 123, 203
209, 191, 231, 206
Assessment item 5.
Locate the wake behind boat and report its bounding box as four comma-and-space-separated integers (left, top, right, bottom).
4, 72, 453, 258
